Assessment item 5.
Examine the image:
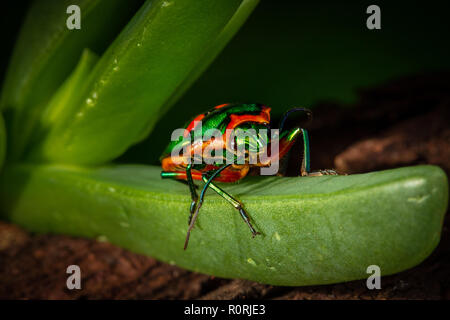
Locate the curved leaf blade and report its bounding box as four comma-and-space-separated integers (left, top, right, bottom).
1, 0, 144, 160
29, 0, 259, 165
0, 164, 447, 286
27, 49, 99, 152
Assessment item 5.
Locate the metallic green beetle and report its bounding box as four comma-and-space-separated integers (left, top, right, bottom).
161, 103, 336, 249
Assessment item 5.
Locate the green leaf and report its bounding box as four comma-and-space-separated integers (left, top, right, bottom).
28, 49, 99, 151
29, 0, 260, 165
1, 0, 144, 160
1, 164, 447, 286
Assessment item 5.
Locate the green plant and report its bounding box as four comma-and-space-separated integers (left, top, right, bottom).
0, 0, 447, 286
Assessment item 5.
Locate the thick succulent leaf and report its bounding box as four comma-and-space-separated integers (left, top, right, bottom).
0, 164, 447, 286
27, 49, 99, 152
29, 0, 259, 165
1, 0, 144, 160
157, 0, 260, 128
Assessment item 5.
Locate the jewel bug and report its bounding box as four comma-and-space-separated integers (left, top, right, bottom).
160, 103, 337, 249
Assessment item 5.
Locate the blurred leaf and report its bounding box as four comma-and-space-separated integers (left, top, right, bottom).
1, 0, 144, 160
0, 114, 5, 170
1, 164, 447, 285
29, 49, 99, 151
28, 0, 259, 165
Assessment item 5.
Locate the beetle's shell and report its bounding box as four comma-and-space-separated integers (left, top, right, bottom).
160, 103, 271, 182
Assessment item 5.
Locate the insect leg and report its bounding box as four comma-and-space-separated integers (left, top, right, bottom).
203, 178, 260, 238
299, 129, 338, 176
161, 169, 200, 223
186, 164, 199, 224
307, 169, 339, 176
184, 164, 231, 250
161, 171, 198, 188
300, 128, 311, 176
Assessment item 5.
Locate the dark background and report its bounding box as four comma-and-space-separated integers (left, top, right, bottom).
121, 0, 450, 164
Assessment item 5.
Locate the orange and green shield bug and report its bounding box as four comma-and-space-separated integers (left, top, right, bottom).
160, 103, 336, 249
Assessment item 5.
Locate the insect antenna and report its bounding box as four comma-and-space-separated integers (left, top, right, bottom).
279, 107, 312, 133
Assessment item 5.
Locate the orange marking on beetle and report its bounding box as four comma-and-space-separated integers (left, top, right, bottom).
184, 114, 205, 137
214, 103, 229, 109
